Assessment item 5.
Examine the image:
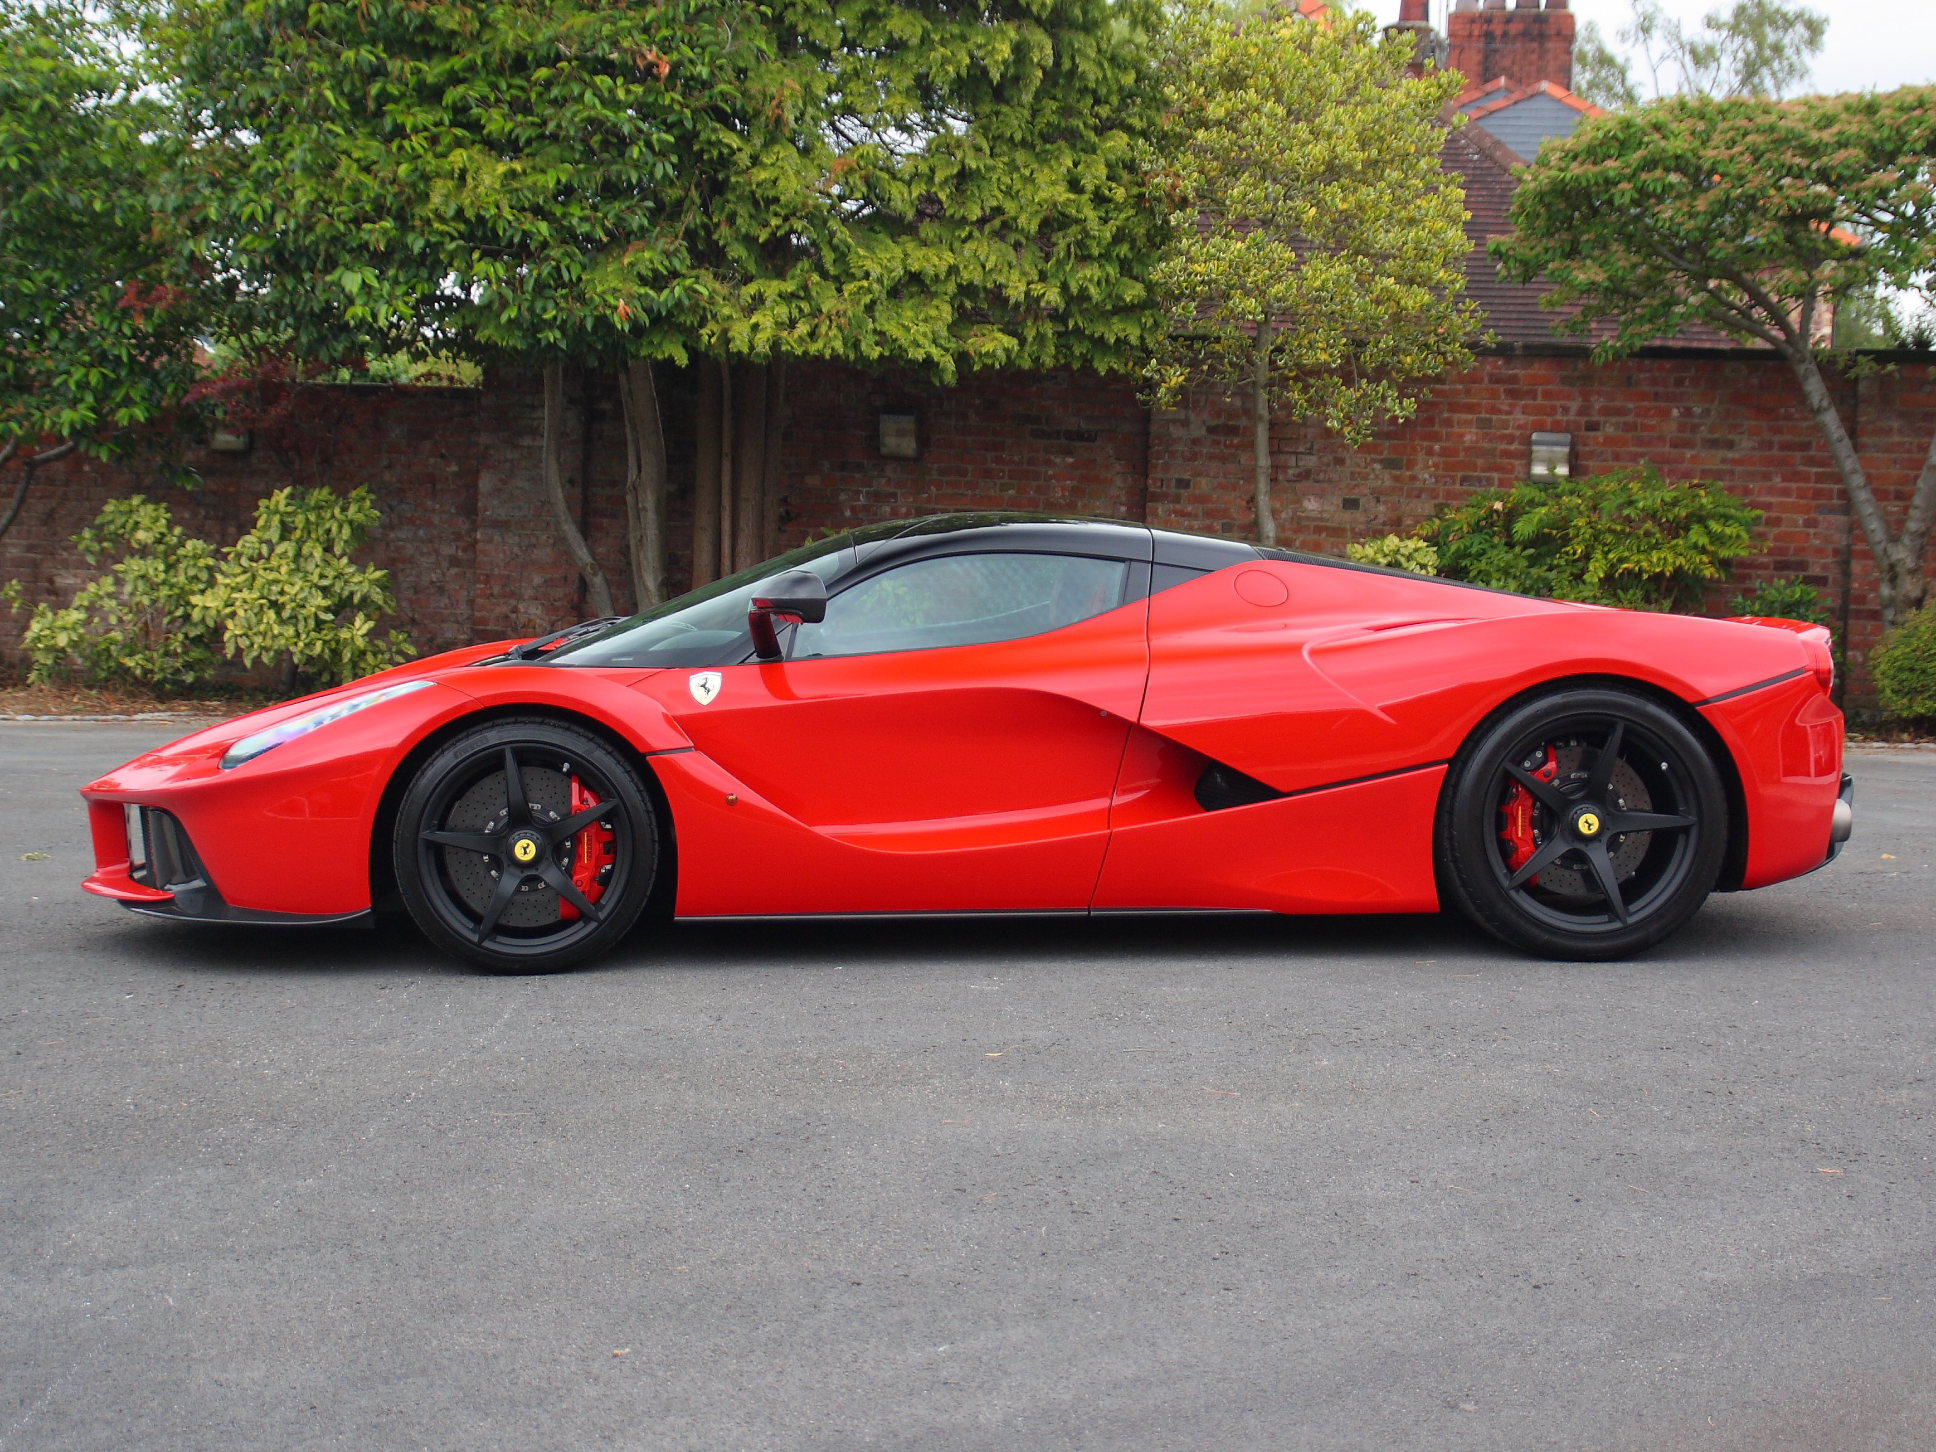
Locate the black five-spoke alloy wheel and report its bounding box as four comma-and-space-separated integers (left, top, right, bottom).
1437, 688, 1728, 960
394, 719, 659, 972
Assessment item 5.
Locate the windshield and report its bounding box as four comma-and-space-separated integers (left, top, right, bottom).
547, 536, 857, 670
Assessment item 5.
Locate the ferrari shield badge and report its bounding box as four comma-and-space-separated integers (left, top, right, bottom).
688, 671, 723, 706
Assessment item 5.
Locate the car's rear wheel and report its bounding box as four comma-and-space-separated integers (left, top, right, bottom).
1437, 688, 1727, 960
393, 719, 658, 973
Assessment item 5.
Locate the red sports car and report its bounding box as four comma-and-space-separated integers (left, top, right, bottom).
80, 514, 1852, 971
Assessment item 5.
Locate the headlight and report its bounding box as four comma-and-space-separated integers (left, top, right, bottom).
220, 680, 435, 770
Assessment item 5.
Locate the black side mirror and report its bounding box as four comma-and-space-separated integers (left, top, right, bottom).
748, 569, 828, 661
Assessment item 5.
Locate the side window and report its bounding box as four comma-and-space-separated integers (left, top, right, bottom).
1151, 563, 1209, 594
791, 552, 1131, 660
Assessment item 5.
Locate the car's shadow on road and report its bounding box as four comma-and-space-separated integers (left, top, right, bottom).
633, 909, 1477, 972
104, 908, 1481, 980
104, 890, 1834, 982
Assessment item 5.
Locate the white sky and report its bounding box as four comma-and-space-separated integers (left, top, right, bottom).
1411, 1, 1936, 93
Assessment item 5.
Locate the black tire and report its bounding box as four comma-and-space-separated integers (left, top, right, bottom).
1436, 687, 1727, 961
392, 718, 659, 973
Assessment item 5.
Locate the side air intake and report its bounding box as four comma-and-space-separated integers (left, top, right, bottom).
1194, 763, 1286, 813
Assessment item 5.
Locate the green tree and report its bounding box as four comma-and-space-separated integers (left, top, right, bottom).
165, 0, 763, 615
1144, 0, 1480, 545
0, 2, 201, 543
1491, 88, 1936, 629
1574, 0, 1827, 109
164, 0, 1172, 606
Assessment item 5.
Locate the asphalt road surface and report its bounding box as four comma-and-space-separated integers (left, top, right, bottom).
3, 723, 1932, 1452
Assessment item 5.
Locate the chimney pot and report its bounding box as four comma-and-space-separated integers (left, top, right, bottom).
1398, 0, 1429, 22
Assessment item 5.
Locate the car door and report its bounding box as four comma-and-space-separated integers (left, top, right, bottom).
638, 547, 1151, 915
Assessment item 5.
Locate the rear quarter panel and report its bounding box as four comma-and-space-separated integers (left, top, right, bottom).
1141, 562, 1813, 793
1103, 561, 1831, 912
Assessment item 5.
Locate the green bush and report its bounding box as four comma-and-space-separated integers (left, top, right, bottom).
1417, 465, 1761, 612
1873, 603, 1936, 724
8, 497, 220, 691
194, 486, 414, 686
1729, 576, 1830, 626
1345, 534, 1439, 576
8, 487, 413, 692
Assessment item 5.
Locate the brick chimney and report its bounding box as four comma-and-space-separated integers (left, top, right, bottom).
1389, 0, 1448, 72
1448, 0, 1575, 92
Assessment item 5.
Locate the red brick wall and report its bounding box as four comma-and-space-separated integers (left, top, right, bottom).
4, 353, 1931, 707
0, 385, 485, 672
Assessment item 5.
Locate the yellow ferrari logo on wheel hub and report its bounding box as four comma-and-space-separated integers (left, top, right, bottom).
1575, 811, 1602, 838
512, 836, 539, 864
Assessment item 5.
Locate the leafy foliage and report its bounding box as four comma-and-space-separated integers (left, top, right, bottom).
1417, 467, 1760, 613
1872, 604, 1936, 724
0, 3, 201, 467
727, 0, 1172, 379
166, 0, 1169, 380
8, 498, 219, 691
1143, 0, 1478, 543
1729, 576, 1829, 626
1145, 1, 1478, 440
1345, 535, 1439, 577
194, 487, 413, 685
1492, 89, 1936, 363
1492, 86, 1936, 627
1573, 1, 1826, 109
165, 0, 752, 372
8, 489, 411, 691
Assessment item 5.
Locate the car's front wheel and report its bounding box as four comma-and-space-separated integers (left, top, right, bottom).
393, 718, 659, 972
1437, 688, 1728, 960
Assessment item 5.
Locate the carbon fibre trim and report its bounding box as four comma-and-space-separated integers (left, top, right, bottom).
1692, 668, 1809, 707
1278, 760, 1452, 801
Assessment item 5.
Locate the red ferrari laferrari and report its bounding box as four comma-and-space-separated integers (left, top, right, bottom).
81, 514, 1852, 971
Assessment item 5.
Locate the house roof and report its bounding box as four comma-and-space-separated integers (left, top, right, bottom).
1443, 124, 1567, 347
1445, 121, 1741, 352
1456, 78, 1606, 159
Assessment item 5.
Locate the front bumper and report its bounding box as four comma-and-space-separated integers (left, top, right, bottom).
84, 803, 373, 927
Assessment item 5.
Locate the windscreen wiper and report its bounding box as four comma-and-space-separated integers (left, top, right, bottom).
508, 616, 627, 661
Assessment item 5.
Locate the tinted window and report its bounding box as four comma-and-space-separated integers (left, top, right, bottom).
791, 553, 1131, 660
551, 539, 854, 669
1151, 562, 1209, 594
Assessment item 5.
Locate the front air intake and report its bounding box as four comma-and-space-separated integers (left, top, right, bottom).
129, 809, 207, 892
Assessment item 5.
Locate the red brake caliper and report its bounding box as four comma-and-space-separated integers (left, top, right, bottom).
1501, 745, 1559, 881
560, 776, 616, 922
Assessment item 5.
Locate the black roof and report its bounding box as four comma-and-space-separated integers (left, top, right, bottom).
847, 512, 1264, 572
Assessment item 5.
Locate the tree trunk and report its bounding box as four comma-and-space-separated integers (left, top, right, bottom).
1786, 346, 1934, 630
617, 359, 668, 611
717, 360, 736, 578
1895, 425, 1936, 622
732, 360, 768, 572
1252, 319, 1276, 547
692, 359, 723, 591
761, 360, 787, 558
0, 438, 79, 545
540, 361, 615, 619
